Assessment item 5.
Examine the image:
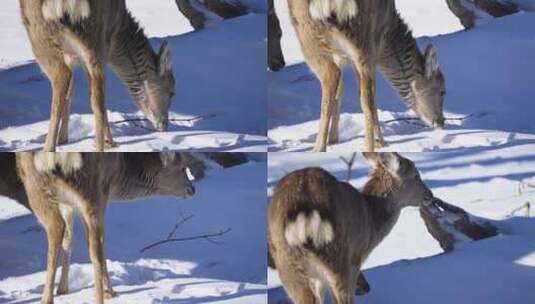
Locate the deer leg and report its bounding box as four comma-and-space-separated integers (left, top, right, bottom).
371, 103, 385, 148
83, 209, 106, 304
331, 271, 357, 304
85, 61, 114, 151
276, 259, 322, 304
101, 229, 116, 298
41, 215, 66, 304
58, 76, 75, 145
355, 62, 377, 152
313, 62, 342, 152
328, 76, 344, 145
44, 65, 72, 152
57, 205, 74, 295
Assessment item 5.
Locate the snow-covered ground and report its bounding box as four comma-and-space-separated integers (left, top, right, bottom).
0, 160, 267, 303
0, 0, 267, 152
269, 0, 535, 152
267, 149, 535, 303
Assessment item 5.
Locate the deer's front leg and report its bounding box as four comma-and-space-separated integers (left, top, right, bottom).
86, 61, 114, 151
314, 61, 342, 152
372, 106, 385, 148
356, 63, 377, 152
83, 211, 106, 304
101, 229, 116, 299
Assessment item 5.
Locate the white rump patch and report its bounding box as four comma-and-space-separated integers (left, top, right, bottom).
285, 210, 334, 248
34, 152, 83, 175
309, 0, 357, 23
42, 0, 91, 22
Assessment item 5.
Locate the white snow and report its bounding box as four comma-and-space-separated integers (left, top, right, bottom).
267, 151, 535, 303
269, 0, 535, 152
0, 0, 267, 152
0, 160, 267, 303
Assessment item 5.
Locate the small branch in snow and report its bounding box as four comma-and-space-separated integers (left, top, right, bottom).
518, 180, 535, 195
113, 114, 217, 125
140, 228, 232, 253
340, 153, 357, 182
509, 202, 531, 217
167, 213, 195, 240
383, 114, 476, 127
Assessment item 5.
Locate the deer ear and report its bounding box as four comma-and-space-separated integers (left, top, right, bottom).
158, 40, 172, 76
424, 43, 439, 79
362, 152, 381, 169
379, 153, 402, 176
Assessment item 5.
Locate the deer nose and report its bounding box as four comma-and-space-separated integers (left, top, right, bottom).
433, 118, 445, 129
424, 188, 434, 201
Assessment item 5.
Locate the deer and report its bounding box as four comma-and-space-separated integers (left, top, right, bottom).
287, 0, 446, 152
19, 0, 176, 152
268, 152, 434, 303
16, 152, 195, 304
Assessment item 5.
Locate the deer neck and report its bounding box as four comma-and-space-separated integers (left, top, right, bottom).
109, 12, 158, 108
362, 173, 403, 247
377, 11, 425, 111
108, 154, 159, 201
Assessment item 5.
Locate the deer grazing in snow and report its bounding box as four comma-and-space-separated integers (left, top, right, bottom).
19, 0, 176, 151
268, 153, 434, 303
16, 152, 195, 304
287, 0, 446, 152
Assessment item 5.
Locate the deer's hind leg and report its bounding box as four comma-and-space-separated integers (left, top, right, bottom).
276, 260, 323, 304
57, 205, 74, 295
58, 74, 75, 146
330, 269, 358, 304
36, 206, 66, 304
328, 74, 344, 145
309, 58, 342, 152
41, 61, 73, 152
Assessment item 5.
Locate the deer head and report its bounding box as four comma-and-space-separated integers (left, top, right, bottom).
363, 152, 433, 207
411, 44, 446, 129
138, 40, 176, 132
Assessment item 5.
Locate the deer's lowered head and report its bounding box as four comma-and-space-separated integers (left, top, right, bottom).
363, 152, 434, 208
135, 40, 176, 132
113, 152, 195, 201
411, 44, 446, 129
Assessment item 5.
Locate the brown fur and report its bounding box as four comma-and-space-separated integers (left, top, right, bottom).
288, 0, 445, 152
19, 0, 175, 152
16, 152, 194, 304
268, 153, 433, 303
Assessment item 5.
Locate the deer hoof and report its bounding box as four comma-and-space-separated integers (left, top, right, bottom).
104, 289, 117, 299
328, 136, 339, 145
104, 139, 117, 150
56, 286, 68, 295
57, 136, 69, 145
313, 145, 327, 152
